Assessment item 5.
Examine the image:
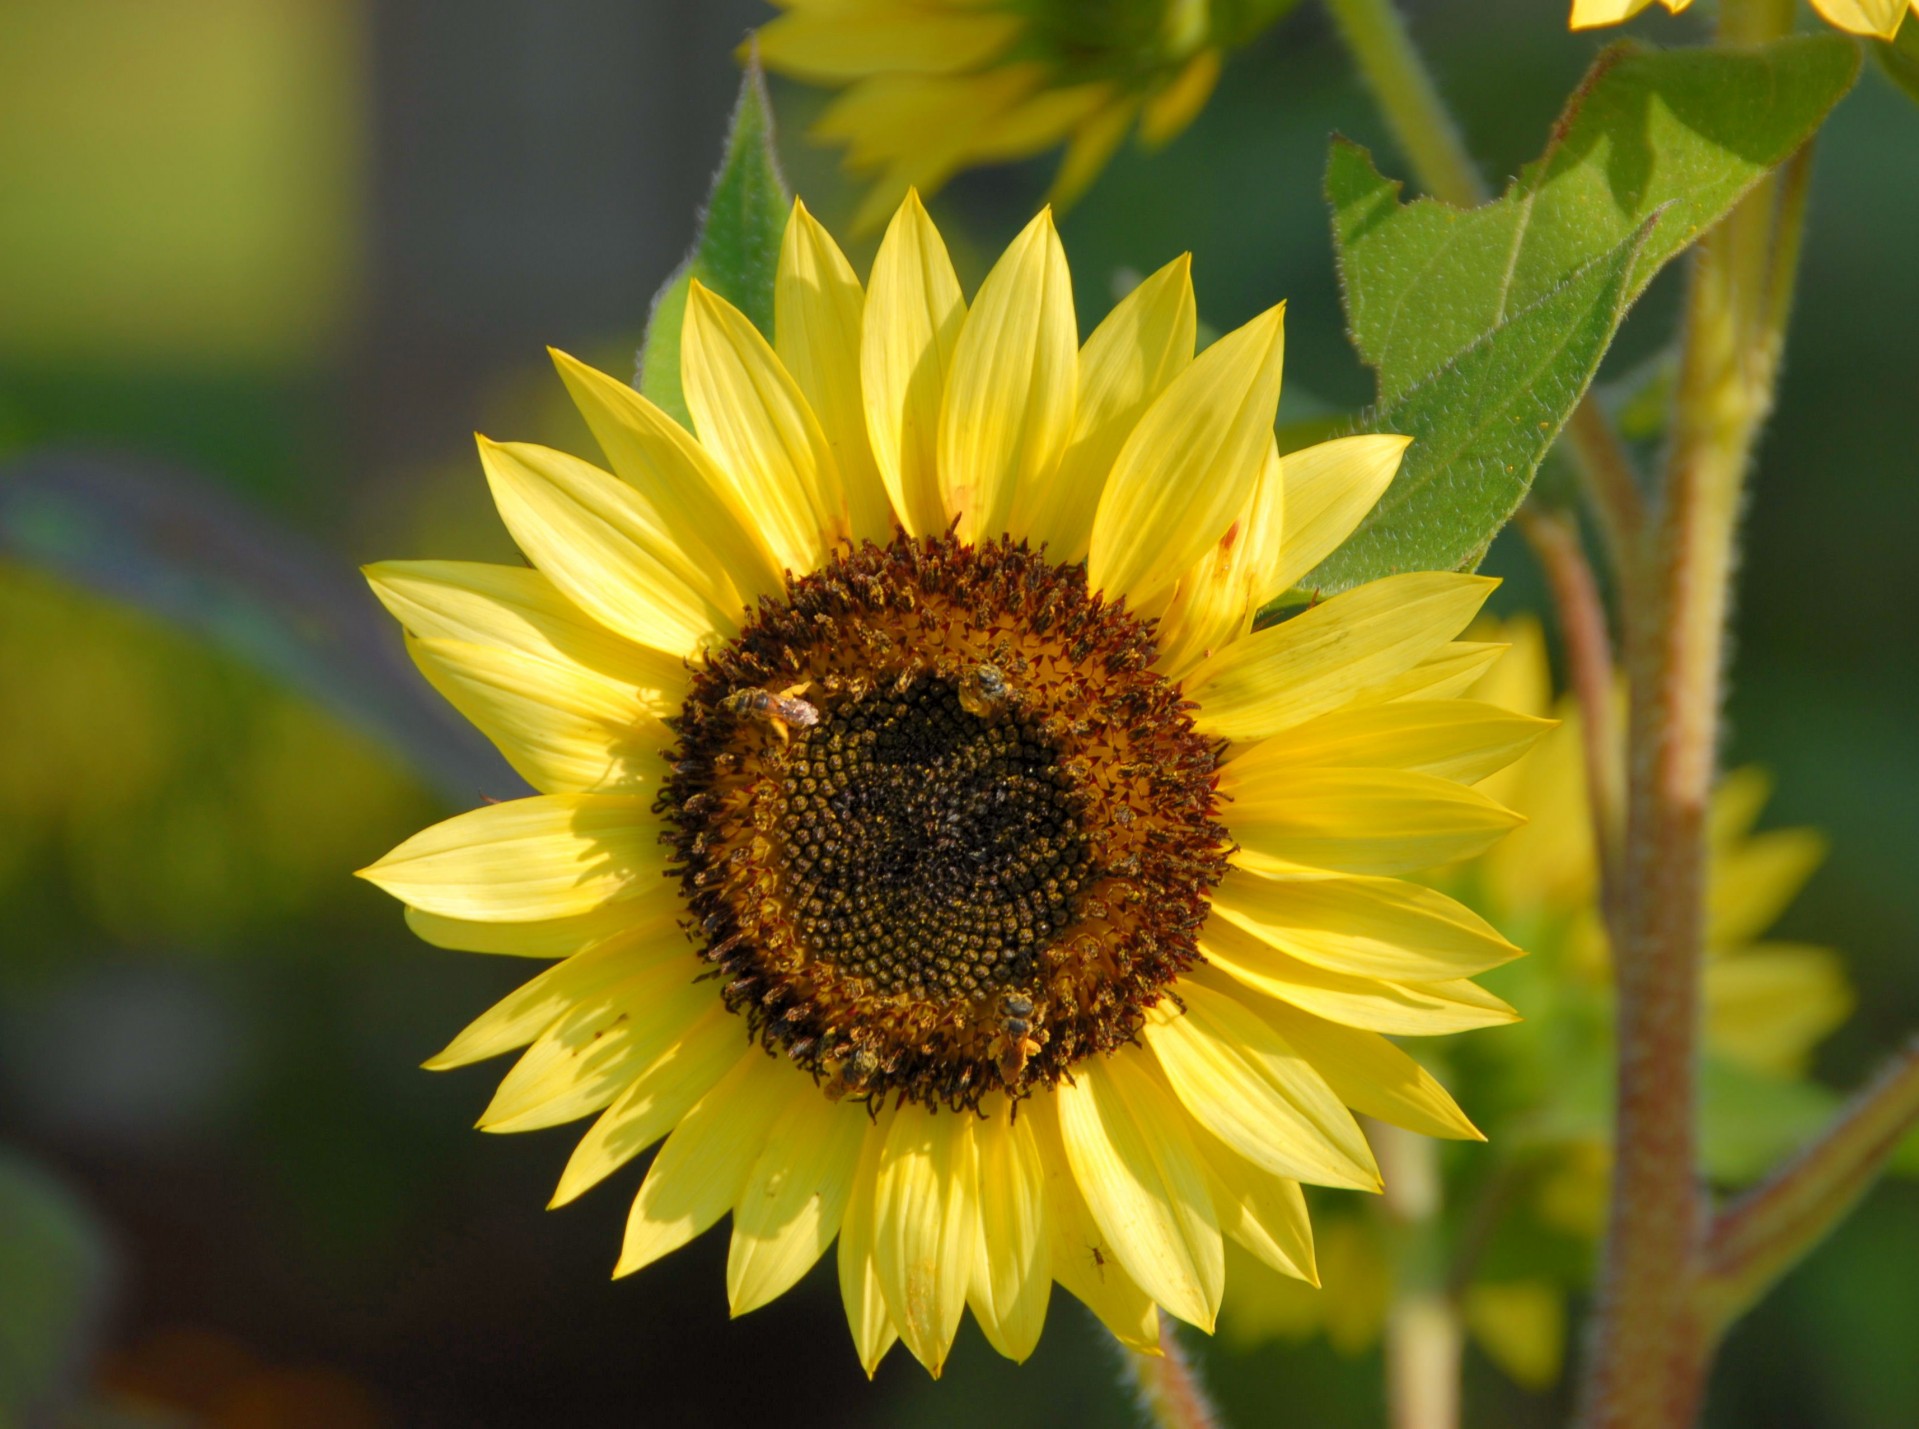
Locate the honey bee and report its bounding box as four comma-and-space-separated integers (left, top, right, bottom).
822, 1046, 881, 1102
721, 681, 819, 744
992, 989, 1042, 1084
958, 662, 1010, 718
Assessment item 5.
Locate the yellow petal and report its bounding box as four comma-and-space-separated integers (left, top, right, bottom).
1461, 613, 1551, 720
405, 903, 641, 958
1359, 641, 1510, 706
1205, 865, 1521, 981
1228, 699, 1553, 786
425, 917, 682, 1070
727, 1084, 871, 1316
756, 8, 1022, 80
1568, 0, 1662, 29
1192, 1136, 1317, 1285
407, 635, 672, 796
972, 82, 1115, 163
775, 200, 895, 546
1257, 1001, 1484, 1142
1709, 827, 1826, 948
1704, 945, 1853, 1077
615, 1049, 787, 1277
478, 437, 737, 656
1143, 981, 1380, 1191
1228, 766, 1523, 876
1151, 435, 1281, 678
1088, 303, 1286, 610
1025, 1094, 1161, 1352
937, 208, 1077, 545
480, 961, 717, 1133
1012, 253, 1195, 561
549, 1003, 744, 1207
1463, 1281, 1566, 1389
1259, 434, 1411, 599
1708, 765, 1775, 847
862, 190, 965, 537
838, 1107, 902, 1378
1049, 98, 1138, 209
1055, 1051, 1223, 1331
874, 1106, 978, 1375
1140, 47, 1222, 147
682, 281, 850, 574
967, 1102, 1052, 1362
357, 793, 664, 922
1201, 917, 1518, 1036
1807, 0, 1907, 36
1188, 573, 1497, 742
549, 350, 786, 604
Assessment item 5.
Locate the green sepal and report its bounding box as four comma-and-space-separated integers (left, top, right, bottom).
636, 51, 791, 427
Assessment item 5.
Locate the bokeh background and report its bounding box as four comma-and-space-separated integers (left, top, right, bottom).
2, 1, 1915, 1425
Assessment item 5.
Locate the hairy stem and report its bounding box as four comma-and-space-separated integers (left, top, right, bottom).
1126, 1315, 1224, 1429
1518, 506, 1626, 944
1701, 1039, 1919, 1330
1577, 1, 1803, 1424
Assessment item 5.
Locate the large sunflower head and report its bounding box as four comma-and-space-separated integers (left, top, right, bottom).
757, 0, 1297, 228
1569, 0, 1912, 39
359, 194, 1545, 1376
1220, 617, 1851, 1388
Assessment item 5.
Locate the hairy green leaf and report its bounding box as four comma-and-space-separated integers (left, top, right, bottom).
1309, 228, 1645, 590
637, 54, 790, 425
1304, 36, 1859, 593
1333, 36, 1859, 404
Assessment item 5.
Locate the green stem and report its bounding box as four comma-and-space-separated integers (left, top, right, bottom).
1518, 506, 1627, 944
1701, 1038, 1919, 1329
1577, 1, 1806, 1424
1125, 1315, 1224, 1429
1321, 0, 1487, 206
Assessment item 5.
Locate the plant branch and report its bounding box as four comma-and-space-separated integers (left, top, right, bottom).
1701, 1038, 1919, 1330
1577, 0, 1805, 1423
1125, 1315, 1225, 1429
1518, 505, 1626, 945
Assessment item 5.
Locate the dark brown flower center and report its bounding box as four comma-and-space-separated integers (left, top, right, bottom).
661, 533, 1227, 1112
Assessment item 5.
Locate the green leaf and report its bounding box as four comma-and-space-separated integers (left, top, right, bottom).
1308, 227, 1646, 590
637, 53, 791, 426
0, 1150, 111, 1421
1304, 35, 1860, 592
1877, 23, 1919, 108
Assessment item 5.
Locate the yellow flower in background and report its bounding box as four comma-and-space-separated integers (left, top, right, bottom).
358, 193, 1546, 1377
756, 0, 1295, 229
1221, 617, 1850, 1388
1570, 0, 1913, 40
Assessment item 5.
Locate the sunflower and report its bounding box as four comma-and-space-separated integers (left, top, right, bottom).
756, 0, 1296, 229
1569, 0, 1912, 40
1221, 618, 1851, 1388
358, 194, 1545, 1376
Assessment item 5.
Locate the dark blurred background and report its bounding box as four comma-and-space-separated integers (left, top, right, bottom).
2, 1, 1915, 1425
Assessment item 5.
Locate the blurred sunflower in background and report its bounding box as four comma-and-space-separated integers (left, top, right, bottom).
1222, 617, 1852, 1388
755, 0, 1302, 228
1570, 0, 1913, 40
358, 194, 1550, 1375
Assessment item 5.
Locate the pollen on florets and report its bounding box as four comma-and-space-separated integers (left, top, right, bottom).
660, 532, 1228, 1113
